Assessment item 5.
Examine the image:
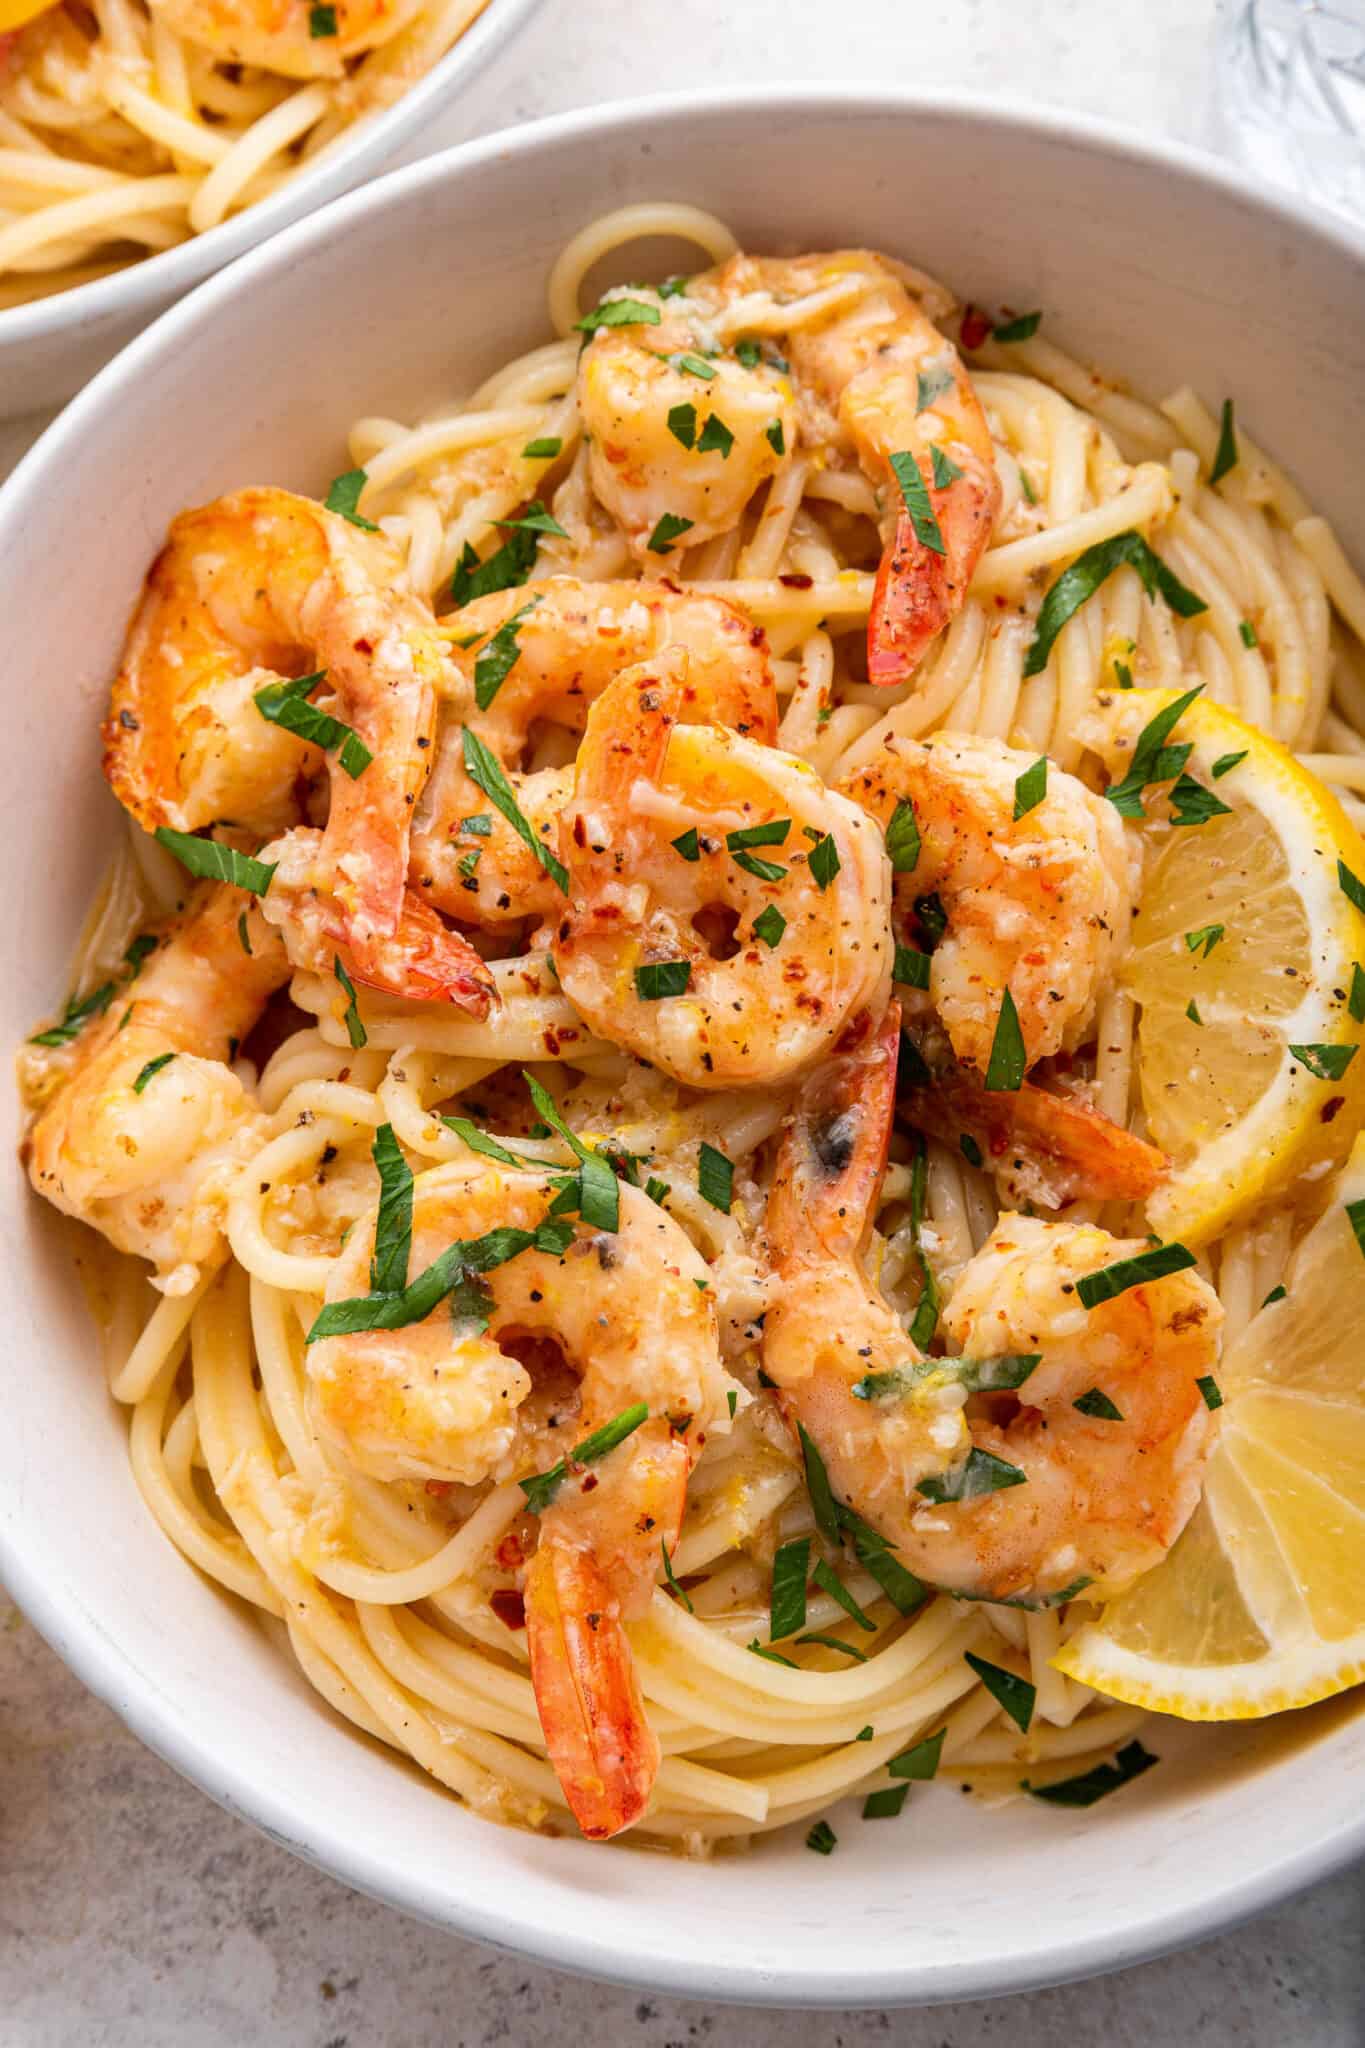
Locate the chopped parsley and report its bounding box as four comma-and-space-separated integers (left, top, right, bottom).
460, 728, 567, 892
917, 1448, 1028, 1502
1351, 963, 1365, 1024
1168, 772, 1233, 828
1103, 684, 1203, 818
1027, 1740, 1158, 1807
29, 980, 115, 1047
1288, 1043, 1358, 1080
1075, 1240, 1197, 1309
333, 955, 367, 1049
698, 1142, 733, 1214
807, 833, 841, 889
574, 295, 662, 334
769, 1537, 811, 1640
1025, 534, 1206, 678
1185, 923, 1224, 958
473, 599, 538, 712
237, 912, 252, 956
964, 1652, 1035, 1732
660, 1540, 693, 1613
154, 829, 276, 895
862, 1785, 909, 1820
907, 1138, 940, 1348
519, 1401, 650, 1514
1261, 1283, 1287, 1307
892, 944, 931, 990
885, 797, 921, 873
308, 4, 337, 33
132, 1052, 175, 1094
889, 1730, 945, 1780
450, 522, 537, 606
812, 1558, 875, 1632
960, 1132, 984, 1168
993, 309, 1042, 343
752, 905, 787, 949
1239, 619, 1258, 648
324, 467, 376, 529
1210, 397, 1239, 485
634, 959, 691, 1000
523, 1071, 619, 1234
888, 450, 945, 556
667, 402, 698, 449
668, 351, 717, 379
766, 420, 786, 456
915, 365, 955, 412
1197, 1375, 1224, 1411
646, 513, 694, 555
1073, 1387, 1123, 1421
930, 444, 964, 490
1212, 750, 1248, 779
369, 1124, 413, 1294
697, 413, 735, 459
1012, 756, 1048, 820
254, 669, 372, 780
672, 827, 701, 862
307, 1216, 574, 1343
983, 988, 1026, 1092
522, 436, 562, 459
1186, 999, 1202, 1025
805, 1820, 837, 1855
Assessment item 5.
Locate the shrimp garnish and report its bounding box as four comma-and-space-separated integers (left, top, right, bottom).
26, 885, 288, 1288
551, 650, 892, 1090
686, 250, 1002, 684
149, 0, 423, 77
841, 730, 1135, 1074
763, 1003, 972, 1503
414, 579, 777, 930
103, 486, 454, 983
258, 826, 495, 1013
309, 1154, 730, 1837
577, 308, 797, 560
763, 1006, 1223, 1603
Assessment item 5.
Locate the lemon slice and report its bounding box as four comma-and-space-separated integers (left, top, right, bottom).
1054, 1132, 1365, 1717
0, 0, 54, 30
1088, 689, 1365, 1246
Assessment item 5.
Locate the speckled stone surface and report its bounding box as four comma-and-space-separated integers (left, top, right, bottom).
4, 1, 1365, 2038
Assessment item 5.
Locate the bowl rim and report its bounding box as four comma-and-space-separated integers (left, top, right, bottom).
0, 0, 542, 349
3, 82, 1365, 2006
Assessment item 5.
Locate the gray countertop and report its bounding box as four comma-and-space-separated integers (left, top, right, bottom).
4, 1, 1364, 2040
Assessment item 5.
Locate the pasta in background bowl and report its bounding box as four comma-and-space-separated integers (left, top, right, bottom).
1, 91, 1364, 2006
0, 0, 540, 416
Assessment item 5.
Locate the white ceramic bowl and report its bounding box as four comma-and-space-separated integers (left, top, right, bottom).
2, 89, 1364, 2007
0, 0, 541, 418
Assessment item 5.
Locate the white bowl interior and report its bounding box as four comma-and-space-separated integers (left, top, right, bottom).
2, 93, 1364, 2005
0, 0, 542, 416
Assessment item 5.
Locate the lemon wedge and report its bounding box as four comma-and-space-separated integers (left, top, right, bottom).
1054, 1130, 1365, 1717
0, 0, 55, 30
1086, 688, 1365, 1246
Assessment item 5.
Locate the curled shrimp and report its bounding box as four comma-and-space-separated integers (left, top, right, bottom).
148, 0, 423, 76
577, 305, 797, 559
841, 730, 1136, 1074
762, 1003, 972, 1499
103, 486, 453, 984
763, 1006, 1223, 1602
26, 885, 288, 1288
413, 579, 778, 931
309, 1152, 730, 1837
551, 650, 892, 1090
687, 250, 1002, 684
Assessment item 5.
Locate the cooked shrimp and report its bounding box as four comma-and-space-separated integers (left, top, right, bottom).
901, 1022, 1167, 1210
308, 1152, 730, 1837
577, 300, 797, 559
841, 730, 1135, 1073
682, 250, 1001, 683
763, 1006, 1223, 1602
413, 578, 778, 930
762, 1003, 972, 1502
552, 650, 892, 1089
148, 0, 423, 77
918, 1213, 1222, 1601
259, 826, 495, 1013
26, 885, 288, 1288
103, 486, 453, 981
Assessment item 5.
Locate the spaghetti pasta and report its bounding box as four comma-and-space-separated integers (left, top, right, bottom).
0, 0, 490, 305
18, 204, 1365, 1853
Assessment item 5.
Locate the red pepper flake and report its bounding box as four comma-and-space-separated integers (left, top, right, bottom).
490, 1588, 526, 1631
960, 305, 993, 350
779, 572, 814, 589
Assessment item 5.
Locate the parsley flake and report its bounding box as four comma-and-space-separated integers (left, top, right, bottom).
324, 467, 376, 527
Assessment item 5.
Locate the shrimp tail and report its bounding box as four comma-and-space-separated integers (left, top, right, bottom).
524, 1539, 660, 1840
345, 890, 496, 1015
867, 456, 1001, 687
768, 1001, 901, 1265
903, 1047, 1168, 1206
